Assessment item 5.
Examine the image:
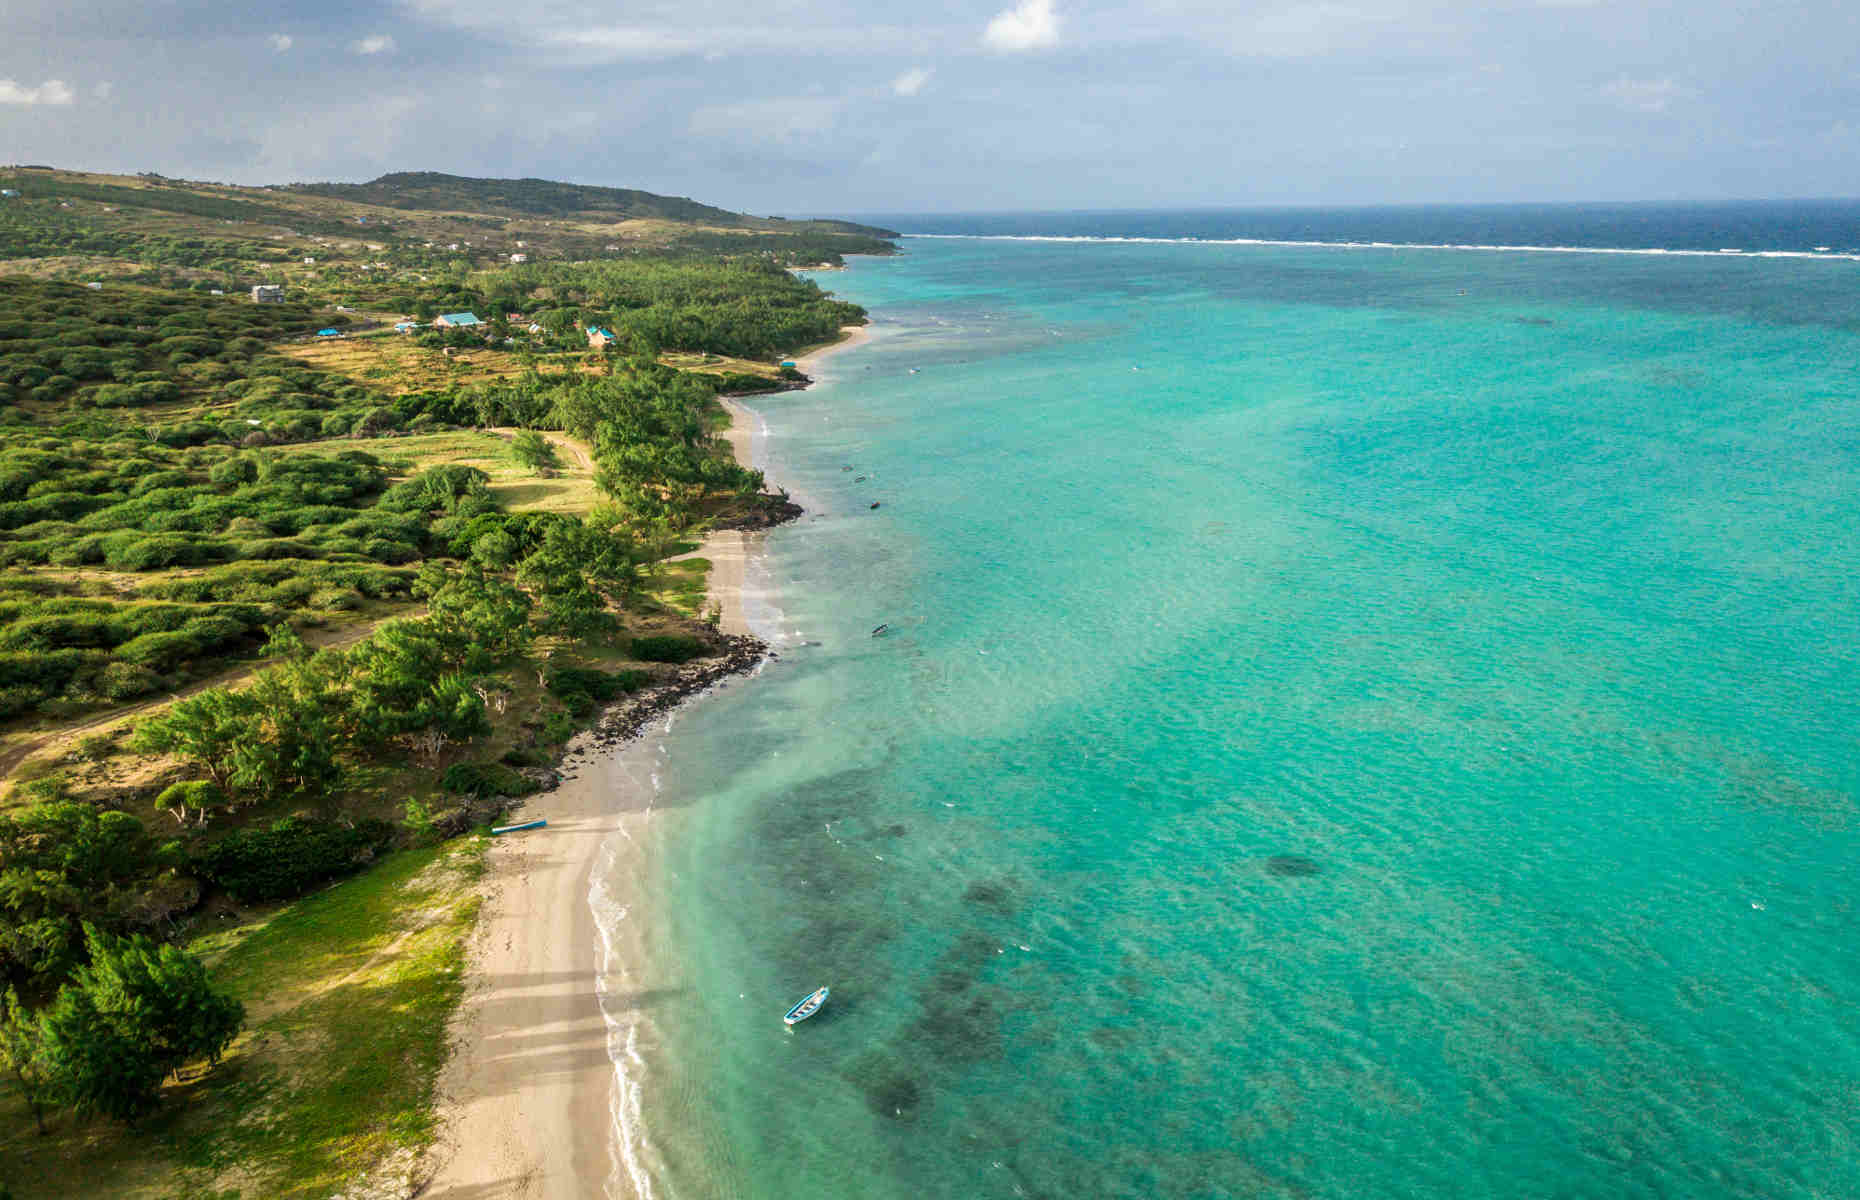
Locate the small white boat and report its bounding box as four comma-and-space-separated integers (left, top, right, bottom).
784, 987, 829, 1026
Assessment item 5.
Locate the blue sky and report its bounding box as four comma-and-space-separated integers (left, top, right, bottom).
1, 0, 1856, 214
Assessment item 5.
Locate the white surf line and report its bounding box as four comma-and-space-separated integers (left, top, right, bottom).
592, 753, 660, 1200
905, 233, 1860, 262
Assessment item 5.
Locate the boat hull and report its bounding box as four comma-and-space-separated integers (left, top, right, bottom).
784, 986, 829, 1025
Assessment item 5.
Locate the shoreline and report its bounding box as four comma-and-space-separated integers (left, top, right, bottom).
793, 321, 871, 376
421, 382, 800, 1198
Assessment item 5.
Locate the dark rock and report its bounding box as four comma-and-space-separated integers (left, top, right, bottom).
1265, 854, 1321, 877
962, 880, 1016, 912
866, 1075, 924, 1120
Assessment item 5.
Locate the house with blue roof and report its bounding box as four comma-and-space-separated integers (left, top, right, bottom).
585, 326, 616, 348
434, 312, 483, 328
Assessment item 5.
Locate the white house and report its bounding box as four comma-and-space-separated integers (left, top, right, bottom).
251, 285, 284, 304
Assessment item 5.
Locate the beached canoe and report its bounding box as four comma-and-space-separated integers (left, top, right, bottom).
784, 986, 829, 1026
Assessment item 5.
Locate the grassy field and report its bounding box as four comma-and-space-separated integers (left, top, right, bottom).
0, 838, 486, 1199
282, 336, 550, 393
643, 554, 711, 618
279, 428, 600, 515
659, 349, 780, 378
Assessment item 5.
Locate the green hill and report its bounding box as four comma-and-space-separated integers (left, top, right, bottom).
281, 171, 745, 223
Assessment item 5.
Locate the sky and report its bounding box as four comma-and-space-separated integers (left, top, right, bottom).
2, 0, 1857, 215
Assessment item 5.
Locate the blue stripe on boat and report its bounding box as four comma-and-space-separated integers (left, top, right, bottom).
784, 986, 829, 1025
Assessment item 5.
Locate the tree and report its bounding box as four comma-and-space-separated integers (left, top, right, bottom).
421, 563, 532, 660
38, 926, 243, 1124
507, 429, 559, 473
129, 689, 249, 795
38, 985, 162, 1123
228, 658, 346, 805
0, 803, 159, 987
515, 516, 639, 638
0, 987, 52, 1134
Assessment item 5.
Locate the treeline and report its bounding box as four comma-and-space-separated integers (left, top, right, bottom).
368, 257, 864, 361
486, 258, 865, 359
662, 230, 897, 265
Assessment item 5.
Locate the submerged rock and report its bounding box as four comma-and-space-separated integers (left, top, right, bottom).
961, 880, 1016, 912
867, 1074, 924, 1120
1265, 854, 1321, 877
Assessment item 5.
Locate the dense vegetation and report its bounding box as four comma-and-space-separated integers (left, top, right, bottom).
487, 258, 864, 358
0, 276, 341, 409
0, 199, 285, 269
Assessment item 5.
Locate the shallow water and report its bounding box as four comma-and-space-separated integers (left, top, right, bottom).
616, 231, 1860, 1199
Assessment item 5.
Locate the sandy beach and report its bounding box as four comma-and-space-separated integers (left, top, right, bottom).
421, 327, 871, 1198
420, 396, 779, 1199
796, 322, 871, 374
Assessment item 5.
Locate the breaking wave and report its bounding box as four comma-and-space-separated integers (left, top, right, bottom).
905, 233, 1860, 261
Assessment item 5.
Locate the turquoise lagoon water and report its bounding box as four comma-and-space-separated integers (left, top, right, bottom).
617, 234, 1860, 1198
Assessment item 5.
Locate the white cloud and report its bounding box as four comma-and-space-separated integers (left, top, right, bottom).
0, 79, 74, 106
688, 96, 843, 144
352, 34, 396, 55
984, 0, 1060, 51
1601, 76, 1688, 113
892, 66, 933, 96
542, 28, 701, 58
268, 33, 294, 52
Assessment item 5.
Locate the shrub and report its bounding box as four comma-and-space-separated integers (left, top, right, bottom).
508, 430, 559, 472
191, 817, 395, 903
113, 629, 203, 671
103, 534, 210, 571
439, 761, 539, 799
91, 661, 160, 701
628, 634, 708, 663
545, 666, 649, 716
540, 710, 581, 745
154, 780, 228, 818
500, 745, 551, 768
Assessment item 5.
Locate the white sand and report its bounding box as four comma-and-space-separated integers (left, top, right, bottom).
794, 323, 870, 375
420, 743, 650, 1199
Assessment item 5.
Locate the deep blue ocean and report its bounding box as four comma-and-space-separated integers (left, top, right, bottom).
606, 204, 1860, 1199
